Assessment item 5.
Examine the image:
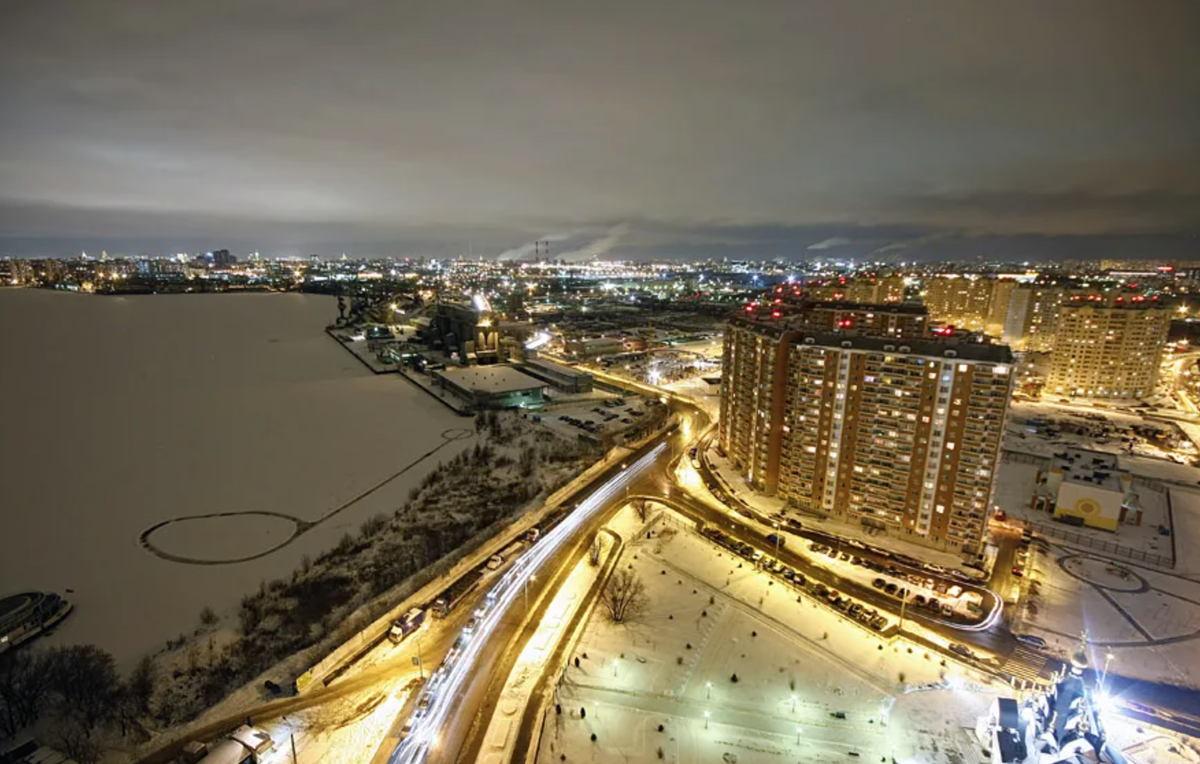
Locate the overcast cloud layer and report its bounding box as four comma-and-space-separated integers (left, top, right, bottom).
1, 1, 1198, 260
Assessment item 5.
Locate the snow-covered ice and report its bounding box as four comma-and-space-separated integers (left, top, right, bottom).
0, 290, 472, 667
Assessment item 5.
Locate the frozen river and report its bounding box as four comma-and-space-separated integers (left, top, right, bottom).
0, 289, 467, 667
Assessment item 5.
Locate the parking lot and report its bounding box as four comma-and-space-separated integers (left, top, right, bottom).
699, 526, 894, 633
537, 396, 659, 442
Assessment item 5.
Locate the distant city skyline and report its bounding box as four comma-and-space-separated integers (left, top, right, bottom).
2, 2, 1197, 259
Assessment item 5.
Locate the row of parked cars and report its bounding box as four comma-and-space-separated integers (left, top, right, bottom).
870, 578, 956, 617
811, 582, 890, 631
700, 528, 889, 631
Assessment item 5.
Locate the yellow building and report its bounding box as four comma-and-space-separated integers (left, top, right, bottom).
1047, 300, 1170, 399
1038, 449, 1134, 532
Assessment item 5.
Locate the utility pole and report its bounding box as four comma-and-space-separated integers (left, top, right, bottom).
416, 634, 424, 680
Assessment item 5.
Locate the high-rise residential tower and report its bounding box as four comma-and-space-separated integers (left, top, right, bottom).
719, 314, 1013, 554
1047, 299, 1170, 399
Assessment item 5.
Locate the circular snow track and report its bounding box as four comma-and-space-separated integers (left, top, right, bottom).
140, 511, 305, 565
1058, 554, 1149, 593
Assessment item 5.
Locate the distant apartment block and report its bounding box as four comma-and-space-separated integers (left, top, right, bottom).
767, 292, 929, 339
922, 275, 1016, 333
719, 314, 1013, 554
802, 274, 906, 304
1001, 285, 1071, 352
1046, 300, 1170, 399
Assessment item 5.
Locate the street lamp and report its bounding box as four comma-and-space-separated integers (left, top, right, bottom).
773, 522, 782, 560
704, 710, 711, 729
612, 659, 619, 677
706, 681, 712, 699
790, 694, 797, 712
796, 726, 803, 744
281, 716, 298, 764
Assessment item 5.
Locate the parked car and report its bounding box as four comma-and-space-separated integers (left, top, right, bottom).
872, 578, 886, 589
1015, 634, 1048, 649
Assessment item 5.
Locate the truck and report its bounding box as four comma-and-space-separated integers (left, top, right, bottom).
431, 569, 484, 618
387, 608, 425, 645
487, 541, 525, 570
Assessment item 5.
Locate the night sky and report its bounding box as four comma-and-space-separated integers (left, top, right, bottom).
1, 1, 1197, 260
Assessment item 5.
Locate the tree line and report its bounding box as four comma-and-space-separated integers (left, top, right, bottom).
0, 644, 154, 763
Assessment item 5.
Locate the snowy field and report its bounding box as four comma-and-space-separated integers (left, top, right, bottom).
0, 290, 470, 668
1006, 400, 1200, 485
664, 375, 721, 421
542, 510, 1008, 764
993, 460, 1175, 560
1009, 532, 1200, 688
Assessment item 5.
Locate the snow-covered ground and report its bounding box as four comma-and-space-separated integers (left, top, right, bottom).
1008, 531, 1200, 689
993, 460, 1176, 560
1169, 490, 1200, 578
540, 511, 1009, 764
0, 290, 471, 668
663, 375, 721, 421
1007, 400, 1200, 485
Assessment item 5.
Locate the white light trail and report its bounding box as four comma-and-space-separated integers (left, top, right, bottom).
388, 444, 665, 764
524, 331, 552, 350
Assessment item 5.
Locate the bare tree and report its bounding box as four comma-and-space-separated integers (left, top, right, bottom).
48, 644, 120, 733
634, 499, 650, 522
601, 569, 649, 623
53, 718, 102, 764
588, 535, 604, 566
0, 649, 53, 736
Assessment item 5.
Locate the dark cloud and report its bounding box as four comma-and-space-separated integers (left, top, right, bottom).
1, 1, 1197, 258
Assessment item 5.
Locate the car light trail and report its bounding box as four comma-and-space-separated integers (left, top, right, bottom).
388, 443, 665, 764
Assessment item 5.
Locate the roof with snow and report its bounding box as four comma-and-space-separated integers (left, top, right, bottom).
435, 365, 546, 394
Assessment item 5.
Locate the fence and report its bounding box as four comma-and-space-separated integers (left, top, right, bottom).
1130, 475, 1169, 494
1023, 519, 1173, 568
1002, 450, 1052, 468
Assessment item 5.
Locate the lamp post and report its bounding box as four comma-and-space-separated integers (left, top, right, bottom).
612, 659, 619, 678
791, 694, 797, 713
1101, 651, 1114, 694
704, 710, 711, 729
796, 726, 803, 744
282, 716, 298, 764
706, 681, 712, 700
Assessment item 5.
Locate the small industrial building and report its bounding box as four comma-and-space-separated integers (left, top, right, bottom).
431, 365, 547, 409
564, 336, 624, 359
1034, 449, 1138, 532
519, 358, 594, 393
